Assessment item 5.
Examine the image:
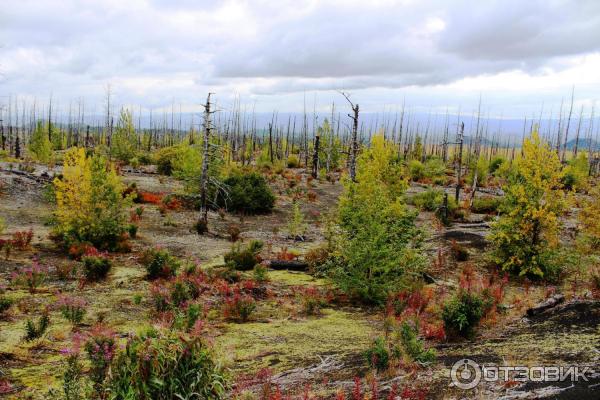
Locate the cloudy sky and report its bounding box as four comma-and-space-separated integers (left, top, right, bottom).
1, 0, 600, 117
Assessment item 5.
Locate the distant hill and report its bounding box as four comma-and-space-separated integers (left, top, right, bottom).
565, 138, 600, 151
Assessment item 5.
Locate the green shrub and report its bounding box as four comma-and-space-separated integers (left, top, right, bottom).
409, 188, 445, 211
82, 256, 112, 281
331, 135, 425, 305
108, 334, 227, 399
442, 290, 485, 338
364, 337, 390, 371
141, 248, 180, 280
0, 296, 14, 316
408, 159, 424, 181
24, 312, 50, 341
217, 172, 275, 214
423, 158, 447, 184
399, 321, 436, 363
253, 264, 269, 283
224, 240, 263, 271
287, 154, 301, 168
488, 156, 506, 175
562, 154, 589, 191
471, 196, 501, 214
154, 146, 183, 175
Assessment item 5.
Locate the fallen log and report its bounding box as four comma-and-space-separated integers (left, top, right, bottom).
526, 294, 565, 317
266, 260, 309, 271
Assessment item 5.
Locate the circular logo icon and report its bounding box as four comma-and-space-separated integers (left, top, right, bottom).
451, 359, 481, 389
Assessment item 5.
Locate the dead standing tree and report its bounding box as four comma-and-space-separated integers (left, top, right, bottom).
197, 92, 216, 234
340, 92, 359, 182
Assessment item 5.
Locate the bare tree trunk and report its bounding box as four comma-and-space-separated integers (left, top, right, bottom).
341, 92, 359, 182
198, 93, 213, 233
312, 133, 320, 178
455, 122, 465, 203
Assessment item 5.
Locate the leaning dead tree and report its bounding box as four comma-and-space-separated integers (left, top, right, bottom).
197, 92, 215, 234
340, 92, 359, 182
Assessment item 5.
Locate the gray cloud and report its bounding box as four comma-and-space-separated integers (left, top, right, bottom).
0, 0, 598, 115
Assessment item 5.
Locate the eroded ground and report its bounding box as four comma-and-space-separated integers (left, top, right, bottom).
0, 163, 598, 399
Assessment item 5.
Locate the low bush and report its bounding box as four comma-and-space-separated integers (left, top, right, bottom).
82, 255, 112, 281
108, 333, 227, 399
471, 196, 501, 214
58, 295, 87, 326
364, 337, 390, 371
450, 240, 470, 261
253, 264, 269, 283
0, 297, 13, 316
296, 286, 327, 315
287, 155, 301, 168
409, 188, 444, 211
84, 326, 116, 394
224, 240, 263, 271
24, 312, 50, 341
408, 160, 424, 181
304, 245, 331, 273
217, 172, 275, 214
423, 158, 447, 184
154, 145, 183, 175
141, 248, 180, 280
442, 290, 485, 338
399, 321, 436, 363
11, 259, 48, 293
223, 291, 256, 322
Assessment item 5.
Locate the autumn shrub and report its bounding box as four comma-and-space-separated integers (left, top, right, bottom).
450, 240, 470, 261
329, 135, 425, 305
141, 248, 180, 280
223, 291, 256, 322
11, 259, 48, 293
304, 245, 331, 273
224, 240, 263, 271
58, 295, 87, 326
85, 325, 117, 394
227, 224, 242, 242
82, 255, 112, 281
489, 130, 569, 279
217, 172, 275, 214
441, 290, 485, 338
24, 312, 50, 341
10, 229, 33, 250
108, 333, 227, 399
296, 286, 327, 315
53, 148, 133, 251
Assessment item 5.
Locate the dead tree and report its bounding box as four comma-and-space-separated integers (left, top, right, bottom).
197, 92, 215, 234
561, 87, 575, 162
455, 122, 465, 203
340, 92, 359, 182
312, 132, 320, 178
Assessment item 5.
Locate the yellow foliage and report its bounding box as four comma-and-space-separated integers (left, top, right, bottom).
53, 148, 132, 249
